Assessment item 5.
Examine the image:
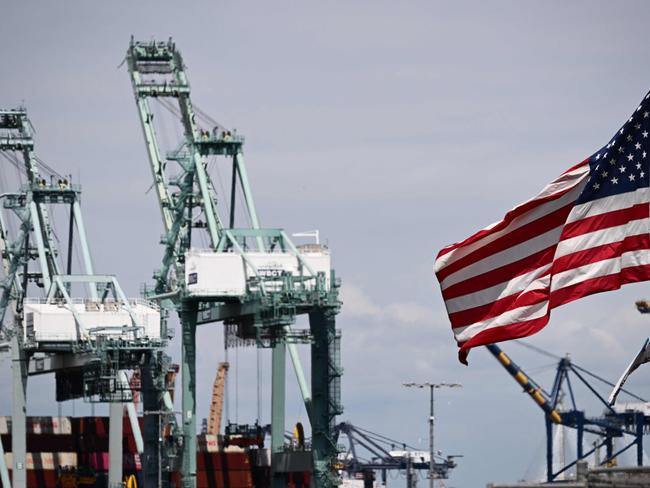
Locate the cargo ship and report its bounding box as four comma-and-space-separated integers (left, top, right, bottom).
0, 416, 310, 488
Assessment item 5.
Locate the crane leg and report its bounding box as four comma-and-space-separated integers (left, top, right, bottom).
11, 334, 26, 488
637, 412, 644, 466
309, 307, 342, 488
606, 436, 614, 463
271, 339, 286, 488
108, 403, 123, 488
181, 303, 198, 488
546, 416, 553, 482
141, 354, 161, 488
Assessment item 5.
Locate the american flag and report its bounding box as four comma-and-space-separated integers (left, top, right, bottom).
434, 91, 650, 364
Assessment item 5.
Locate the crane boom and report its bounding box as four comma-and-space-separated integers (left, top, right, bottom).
207, 362, 229, 435
486, 344, 562, 424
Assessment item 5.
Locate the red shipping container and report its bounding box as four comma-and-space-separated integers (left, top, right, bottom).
196, 451, 251, 471
196, 469, 253, 488
84, 452, 109, 471
171, 469, 255, 488
1, 433, 77, 452
9, 469, 58, 488
80, 452, 141, 472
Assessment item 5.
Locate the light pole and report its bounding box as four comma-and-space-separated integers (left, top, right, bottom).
403, 382, 461, 488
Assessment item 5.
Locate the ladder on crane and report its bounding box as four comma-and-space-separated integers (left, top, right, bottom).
125, 37, 343, 488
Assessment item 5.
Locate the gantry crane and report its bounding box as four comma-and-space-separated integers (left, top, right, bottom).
0, 108, 173, 488
335, 422, 458, 488
487, 343, 650, 482
125, 38, 343, 488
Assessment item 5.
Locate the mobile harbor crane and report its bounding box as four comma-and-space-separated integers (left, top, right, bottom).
0, 108, 171, 488
126, 38, 343, 488
487, 343, 650, 482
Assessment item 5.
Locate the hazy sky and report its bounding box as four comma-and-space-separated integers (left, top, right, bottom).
4, 2, 650, 487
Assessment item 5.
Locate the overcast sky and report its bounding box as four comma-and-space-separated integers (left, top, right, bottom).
4, 2, 650, 487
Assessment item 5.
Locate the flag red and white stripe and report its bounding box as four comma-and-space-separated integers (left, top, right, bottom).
434, 96, 650, 363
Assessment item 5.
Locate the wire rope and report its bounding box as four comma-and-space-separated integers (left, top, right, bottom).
235, 346, 239, 424
353, 425, 420, 451
193, 103, 226, 132
34, 156, 63, 179
515, 340, 647, 402
571, 364, 647, 402
0, 156, 14, 238
152, 100, 172, 160
256, 347, 262, 424
207, 157, 229, 221
527, 363, 561, 376
224, 328, 230, 423
0, 152, 24, 175
513, 340, 563, 360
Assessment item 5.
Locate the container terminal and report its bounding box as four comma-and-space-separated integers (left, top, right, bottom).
3, 34, 650, 488
0, 38, 459, 488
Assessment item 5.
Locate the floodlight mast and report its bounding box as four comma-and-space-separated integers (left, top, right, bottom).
126, 38, 343, 488
403, 382, 461, 488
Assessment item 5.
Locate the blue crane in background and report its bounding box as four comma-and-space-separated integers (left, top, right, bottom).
486, 342, 650, 482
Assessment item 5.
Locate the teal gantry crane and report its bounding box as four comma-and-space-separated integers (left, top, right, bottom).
0, 108, 172, 488
125, 38, 343, 488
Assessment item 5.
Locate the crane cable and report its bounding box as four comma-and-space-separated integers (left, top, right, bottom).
235, 345, 239, 424
156, 97, 229, 136
0, 151, 24, 174
224, 327, 230, 424
34, 156, 64, 179
257, 347, 262, 424
513, 340, 562, 360
352, 424, 421, 453
514, 340, 647, 402
193, 103, 224, 130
